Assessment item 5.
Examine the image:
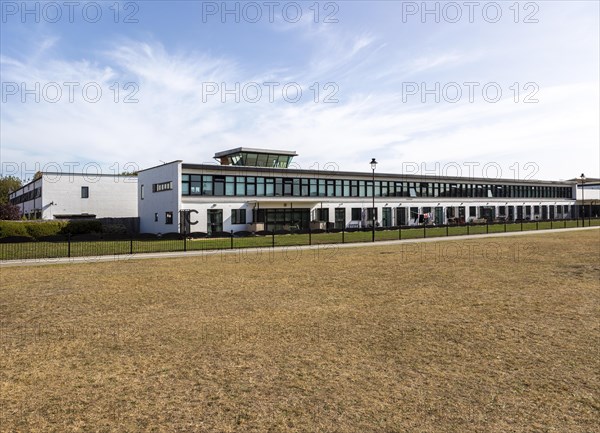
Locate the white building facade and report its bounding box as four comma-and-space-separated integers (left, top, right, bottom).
137, 149, 578, 235
9, 173, 138, 219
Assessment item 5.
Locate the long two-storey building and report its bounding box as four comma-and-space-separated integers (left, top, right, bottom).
137, 148, 577, 234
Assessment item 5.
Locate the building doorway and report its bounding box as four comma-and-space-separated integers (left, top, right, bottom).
508, 206, 515, 221
382, 207, 392, 227
396, 207, 407, 226
435, 207, 444, 225
207, 209, 223, 235
335, 208, 346, 229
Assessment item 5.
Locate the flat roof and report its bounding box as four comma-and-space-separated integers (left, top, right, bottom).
181, 163, 576, 186
136, 160, 183, 174
8, 172, 138, 197
213, 148, 298, 158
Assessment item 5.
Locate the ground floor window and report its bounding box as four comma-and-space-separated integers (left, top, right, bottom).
231, 209, 246, 224
260, 208, 310, 231
351, 208, 362, 221
410, 207, 419, 222
366, 207, 378, 225
165, 211, 173, 225
316, 208, 329, 222
469, 206, 477, 217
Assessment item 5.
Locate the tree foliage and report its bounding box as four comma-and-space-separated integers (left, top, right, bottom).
0, 175, 23, 205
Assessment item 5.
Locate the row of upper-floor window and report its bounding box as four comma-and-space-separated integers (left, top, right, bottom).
181, 174, 573, 199
9, 187, 42, 204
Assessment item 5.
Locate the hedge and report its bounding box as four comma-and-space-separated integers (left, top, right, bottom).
0, 220, 104, 239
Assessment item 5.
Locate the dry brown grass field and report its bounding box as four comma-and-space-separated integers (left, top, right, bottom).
1, 230, 599, 433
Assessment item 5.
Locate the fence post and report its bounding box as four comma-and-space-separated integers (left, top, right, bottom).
399, 225, 402, 240
183, 234, 187, 252
521, 220, 523, 231
230, 230, 234, 249
467, 224, 470, 235
445, 225, 448, 237
67, 233, 71, 258
309, 227, 312, 246
504, 222, 507, 232
272, 230, 275, 248
342, 225, 345, 244
550, 220, 553, 229
486, 222, 489, 234
130, 236, 133, 255
423, 225, 426, 238
564, 219, 566, 229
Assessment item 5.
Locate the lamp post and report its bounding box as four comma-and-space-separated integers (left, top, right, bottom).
579, 173, 585, 225
370, 158, 378, 242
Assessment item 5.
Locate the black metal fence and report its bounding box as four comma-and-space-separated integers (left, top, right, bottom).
1, 218, 598, 261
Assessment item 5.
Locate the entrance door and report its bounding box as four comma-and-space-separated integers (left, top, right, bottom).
508, 206, 515, 221
396, 207, 407, 226
542, 206, 548, 220
549, 205, 555, 220
435, 207, 444, 225
517, 206, 523, 220
382, 207, 392, 227
335, 208, 346, 229
207, 209, 223, 235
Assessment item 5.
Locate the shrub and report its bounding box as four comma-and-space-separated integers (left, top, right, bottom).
102, 223, 128, 235
60, 220, 103, 235
0, 221, 31, 238
25, 221, 66, 238
0, 220, 103, 239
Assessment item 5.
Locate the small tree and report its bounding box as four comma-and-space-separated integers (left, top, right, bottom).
0, 202, 22, 220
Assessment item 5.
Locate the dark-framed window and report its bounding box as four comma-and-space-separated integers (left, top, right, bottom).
154, 213, 158, 222
351, 208, 362, 220
165, 211, 173, 224
153, 181, 173, 193
316, 208, 329, 222
178, 173, 571, 201
81, 186, 89, 198
231, 209, 246, 224
410, 207, 419, 220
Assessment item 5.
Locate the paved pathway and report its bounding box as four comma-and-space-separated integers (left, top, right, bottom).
1, 226, 598, 268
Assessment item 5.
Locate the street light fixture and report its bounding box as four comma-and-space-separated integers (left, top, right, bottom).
579, 173, 586, 225
370, 158, 377, 242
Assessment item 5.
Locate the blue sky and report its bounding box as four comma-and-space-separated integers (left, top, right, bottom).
1, 0, 598, 181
